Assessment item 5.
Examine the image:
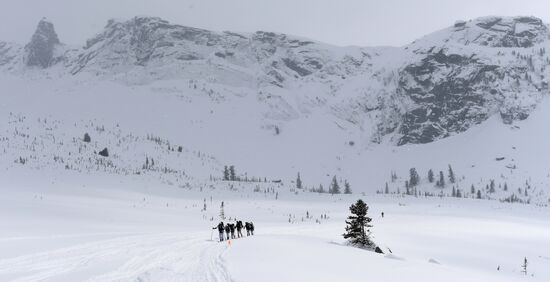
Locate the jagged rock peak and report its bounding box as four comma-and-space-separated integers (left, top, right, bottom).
25, 18, 61, 68
452, 16, 549, 48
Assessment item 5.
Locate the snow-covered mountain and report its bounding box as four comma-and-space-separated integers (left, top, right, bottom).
2, 16, 550, 204
2, 16, 549, 146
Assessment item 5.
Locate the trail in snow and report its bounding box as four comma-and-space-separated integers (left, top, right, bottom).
0, 232, 233, 282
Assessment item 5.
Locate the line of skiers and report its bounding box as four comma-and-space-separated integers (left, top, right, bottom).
213, 220, 254, 242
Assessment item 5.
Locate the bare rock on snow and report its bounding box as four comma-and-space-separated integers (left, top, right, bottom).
25, 18, 61, 68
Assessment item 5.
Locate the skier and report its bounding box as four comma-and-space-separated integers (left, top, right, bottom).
213, 222, 224, 242
236, 220, 243, 238
229, 223, 236, 239
250, 222, 255, 235
244, 222, 250, 236
381, 212, 384, 218
224, 223, 231, 240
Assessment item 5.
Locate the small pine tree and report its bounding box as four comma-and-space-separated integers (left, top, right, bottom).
452, 186, 456, 197
318, 184, 325, 193
344, 181, 352, 194
83, 133, 91, 143
448, 165, 456, 183
223, 166, 229, 181
409, 168, 419, 187
229, 165, 236, 181
522, 257, 528, 275
330, 176, 341, 195
343, 199, 374, 249
384, 183, 389, 194
296, 172, 302, 189
489, 180, 496, 193
471, 184, 475, 195
477, 190, 482, 199
504, 182, 508, 191
428, 169, 434, 183
438, 171, 445, 188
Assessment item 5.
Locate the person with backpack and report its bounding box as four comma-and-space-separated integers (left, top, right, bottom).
245, 222, 251, 236
250, 222, 255, 235
236, 220, 243, 238
224, 223, 231, 240
213, 222, 224, 242
229, 223, 236, 239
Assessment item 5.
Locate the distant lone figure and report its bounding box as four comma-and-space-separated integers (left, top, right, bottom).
381, 212, 384, 218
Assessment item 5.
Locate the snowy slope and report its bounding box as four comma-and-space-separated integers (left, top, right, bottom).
1, 14, 550, 282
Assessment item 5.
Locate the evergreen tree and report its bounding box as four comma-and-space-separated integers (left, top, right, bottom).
344, 181, 352, 194
448, 165, 456, 183
452, 186, 456, 197
471, 184, 475, 195
384, 183, 389, 194
428, 169, 434, 183
504, 182, 508, 191
477, 190, 482, 199
223, 166, 229, 181
522, 257, 528, 275
342, 199, 374, 249
489, 180, 496, 193
437, 171, 445, 188
229, 165, 236, 181
296, 172, 302, 189
83, 133, 91, 143
409, 168, 419, 187
330, 176, 341, 194
456, 189, 462, 198
318, 184, 325, 194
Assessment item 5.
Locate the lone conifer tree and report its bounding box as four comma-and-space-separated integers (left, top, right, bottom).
428, 169, 434, 183
296, 173, 302, 189
409, 168, 419, 187
343, 199, 374, 249
448, 165, 456, 183
437, 171, 445, 188
330, 176, 341, 194
384, 183, 389, 194
344, 181, 352, 194
83, 133, 91, 143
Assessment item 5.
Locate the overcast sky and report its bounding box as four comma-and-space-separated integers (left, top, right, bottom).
1, 0, 550, 47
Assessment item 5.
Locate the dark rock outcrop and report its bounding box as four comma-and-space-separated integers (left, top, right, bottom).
25, 18, 60, 68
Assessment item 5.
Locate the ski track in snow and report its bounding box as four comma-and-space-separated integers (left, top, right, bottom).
0, 232, 234, 282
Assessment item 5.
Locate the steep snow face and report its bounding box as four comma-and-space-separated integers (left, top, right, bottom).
24, 18, 62, 68
1, 16, 550, 146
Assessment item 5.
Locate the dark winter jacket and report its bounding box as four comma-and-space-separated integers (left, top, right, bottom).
245, 222, 250, 230
250, 222, 255, 231
229, 224, 235, 233
224, 225, 231, 233
215, 222, 224, 232
236, 221, 243, 230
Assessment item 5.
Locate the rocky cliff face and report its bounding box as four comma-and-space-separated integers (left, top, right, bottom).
24, 18, 61, 68
1, 16, 550, 146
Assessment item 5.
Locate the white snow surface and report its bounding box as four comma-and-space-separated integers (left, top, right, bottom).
0, 173, 549, 281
